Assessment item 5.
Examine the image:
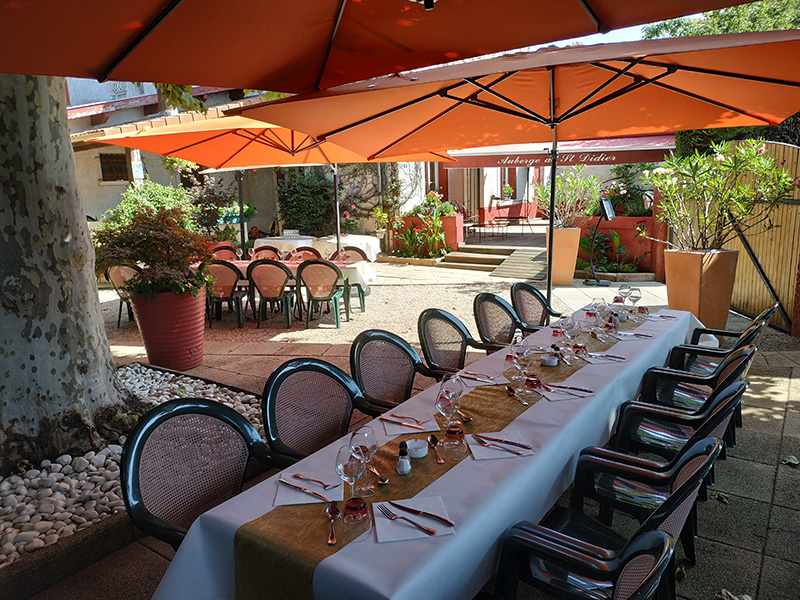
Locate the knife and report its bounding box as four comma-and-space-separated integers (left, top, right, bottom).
546, 384, 594, 394
588, 353, 626, 361
388, 501, 455, 527
279, 478, 329, 502
473, 433, 533, 450
615, 331, 653, 338
379, 416, 427, 430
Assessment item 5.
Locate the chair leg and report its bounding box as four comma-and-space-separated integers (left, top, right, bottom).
305, 300, 313, 328
235, 297, 243, 329
117, 300, 124, 328
207, 299, 214, 328
680, 512, 697, 565
283, 296, 292, 328
215, 301, 223, 322
358, 286, 365, 312
333, 298, 341, 329
735, 402, 743, 428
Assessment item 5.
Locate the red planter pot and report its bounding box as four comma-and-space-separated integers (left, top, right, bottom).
578, 216, 653, 271
397, 214, 464, 253
131, 289, 206, 371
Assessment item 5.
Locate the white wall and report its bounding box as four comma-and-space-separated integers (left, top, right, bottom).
397, 162, 426, 212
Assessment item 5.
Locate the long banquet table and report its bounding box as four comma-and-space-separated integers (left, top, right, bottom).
153, 309, 701, 600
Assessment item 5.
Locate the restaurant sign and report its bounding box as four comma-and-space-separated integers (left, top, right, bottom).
443, 148, 670, 169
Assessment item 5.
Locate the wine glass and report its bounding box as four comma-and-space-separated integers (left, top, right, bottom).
248, 247, 255, 260
507, 342, 531, 390
617, 284, 632, 309
628, 288, 643, 320
335, 445, 367, 523
235, 246, 244, 260
435, 374, 464, 430
349, 426, 379, 497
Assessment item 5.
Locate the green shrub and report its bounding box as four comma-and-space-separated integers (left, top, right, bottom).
277, 169, 336, 236
100, 179, 196, 233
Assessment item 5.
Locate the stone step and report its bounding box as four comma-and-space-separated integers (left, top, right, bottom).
457, 244, 515, 256
491, 248, 548, 280
436, 261, 497, 272
442, 252, 505, 265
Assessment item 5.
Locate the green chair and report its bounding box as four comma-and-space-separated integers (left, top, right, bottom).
296, 259, 350, 329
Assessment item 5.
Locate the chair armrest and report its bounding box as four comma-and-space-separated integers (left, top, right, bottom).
613, 400, 703, 455
520, 323, 544, 334
579, 446, 670, 472
468, 339, 506, 353
689, 327, 741, 345
667, 344, 729, 370
510, 523, 614, 562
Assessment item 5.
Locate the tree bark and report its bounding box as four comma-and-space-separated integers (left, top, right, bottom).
0, 74, 127, 474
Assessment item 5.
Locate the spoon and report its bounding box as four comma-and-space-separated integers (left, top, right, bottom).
428, 434, 444, 464
326, 501, 339, 545
504, 385, 530, 406
457, 409, 473, 423
368, 463, 390, 485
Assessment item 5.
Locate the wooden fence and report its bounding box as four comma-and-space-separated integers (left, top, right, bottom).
721, 142, 800, 334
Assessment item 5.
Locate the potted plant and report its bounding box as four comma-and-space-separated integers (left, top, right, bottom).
642, 139, 795, 328
94, 206, 213, 371
371, 205, 389, 238
533, 165, 600, 286
502, 184, 514, 200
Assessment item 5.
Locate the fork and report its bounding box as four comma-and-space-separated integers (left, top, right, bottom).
292, 473, 341, 490
389, 413, 430, 425
376, 504, 437, 535
471, 434, 525, 456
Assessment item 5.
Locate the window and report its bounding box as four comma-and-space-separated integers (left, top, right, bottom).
99, 153, 130, 182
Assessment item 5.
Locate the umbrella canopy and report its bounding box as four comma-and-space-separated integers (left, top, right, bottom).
90, 115, 450, 168
233, 30, 800, 299
0, 1, 748, 94
89, 115, 449, 251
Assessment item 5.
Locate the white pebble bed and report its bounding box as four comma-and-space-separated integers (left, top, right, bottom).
0, 363, 262, 569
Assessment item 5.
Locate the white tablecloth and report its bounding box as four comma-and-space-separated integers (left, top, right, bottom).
254, 237, 316, 254
230, 260, 376, 294
153, 310, 700, 600
313, 234, 382, 261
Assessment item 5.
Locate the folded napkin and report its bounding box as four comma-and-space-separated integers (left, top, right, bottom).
373, 497, 455, 543
273, 471, 345, 506
466, 431, 535, 460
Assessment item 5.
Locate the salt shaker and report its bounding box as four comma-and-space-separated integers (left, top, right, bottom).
396, 447, 411, 475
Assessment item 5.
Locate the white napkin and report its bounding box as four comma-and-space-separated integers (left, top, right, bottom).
273, 471, 345, 506
373, 496, 455, 543
380, 413, 440, 436
466, 431, 535, 460
460, 372, 508, 389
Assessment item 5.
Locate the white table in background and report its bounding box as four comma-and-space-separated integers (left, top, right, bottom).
153, 310, 701, 600
313, 234, 382, 261
254, 236, 316, 255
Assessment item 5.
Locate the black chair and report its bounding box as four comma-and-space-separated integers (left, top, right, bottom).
121, 398, 281, 551
474, 292, 542, 345
296, 259, 350, 329
510, 282, 562, 328
487, 526, 674, 600
261, 358, 381, 463
508, 437, 721, 600
669, 320, 765, 377
288, 246, 323, 261
418, 308, 504, 374
350, 329, 440, 412
105, 265, 141, 328
246, 259, 295, 328
212, 247, 238, 261
686, 302, 777, 349
207, 260, 247, 328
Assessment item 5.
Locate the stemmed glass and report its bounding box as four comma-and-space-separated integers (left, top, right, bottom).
508, 343, 531, 390
235, 246, 244, 260
248, 247, 255, 260
617, 284, 632, 309
628, 288, 643, 320
435, 374, 464, 430
349, 426, 379, 498
335, 445, 367, 523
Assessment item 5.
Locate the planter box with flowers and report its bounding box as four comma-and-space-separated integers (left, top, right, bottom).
642, 139, 796, 329
390, 191, 463, 258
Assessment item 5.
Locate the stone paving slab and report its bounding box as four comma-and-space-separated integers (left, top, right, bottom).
712, 457, 777, 503
696, 494, 770, 550
758, 555, 800, 600
675, 538, 761, 600
726, 429, 783, 465
765, 505, 800, 564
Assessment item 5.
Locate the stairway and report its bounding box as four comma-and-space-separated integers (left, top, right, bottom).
437, 244, 513, 272
491, 247, 548, 280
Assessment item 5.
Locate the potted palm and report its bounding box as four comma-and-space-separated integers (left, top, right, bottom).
642, 139, 795, 328
94, 206, 213, 371
534, 165, 600, 285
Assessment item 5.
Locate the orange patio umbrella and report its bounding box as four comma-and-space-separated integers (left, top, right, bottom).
0, 1, 749, 94
89, 115, 450, 250
234, 30, 800, 299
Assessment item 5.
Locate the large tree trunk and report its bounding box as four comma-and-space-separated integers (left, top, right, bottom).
0, 74, 127, 474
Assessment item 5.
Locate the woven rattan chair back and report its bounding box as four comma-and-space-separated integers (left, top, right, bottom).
252, 245, 283, 261
474, 293, 518, 345
247, 259, 292, 298
511, 282, 558, 327
290, 246, 322, 261
351, 330, 418, 408
331, 246, 368, 263
208, 261, 242, 298
212, 247, 238, 261
107, 265, 140, 300
298, 260, 342, 300
418, 309, 470, 371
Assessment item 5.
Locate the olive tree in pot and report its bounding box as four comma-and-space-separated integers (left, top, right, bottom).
534, 165, 600, 286
642, 139, 795, 329
93, 207, 213, 371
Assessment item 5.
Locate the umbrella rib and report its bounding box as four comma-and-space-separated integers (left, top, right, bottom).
99, 0, 186, 82
322, 79, 474, 139
463, 76, 549, 123
558, 58, 644, 122
593, 62, 779, 125
439, 93, 548, 124
576, 0, 605, 33
315, 0, 349, 92
634, 59, 800, 89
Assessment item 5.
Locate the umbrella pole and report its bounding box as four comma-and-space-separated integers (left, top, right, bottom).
236, 170, 247, 251
546, 130, 557, 308
333, 164, 341, 252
